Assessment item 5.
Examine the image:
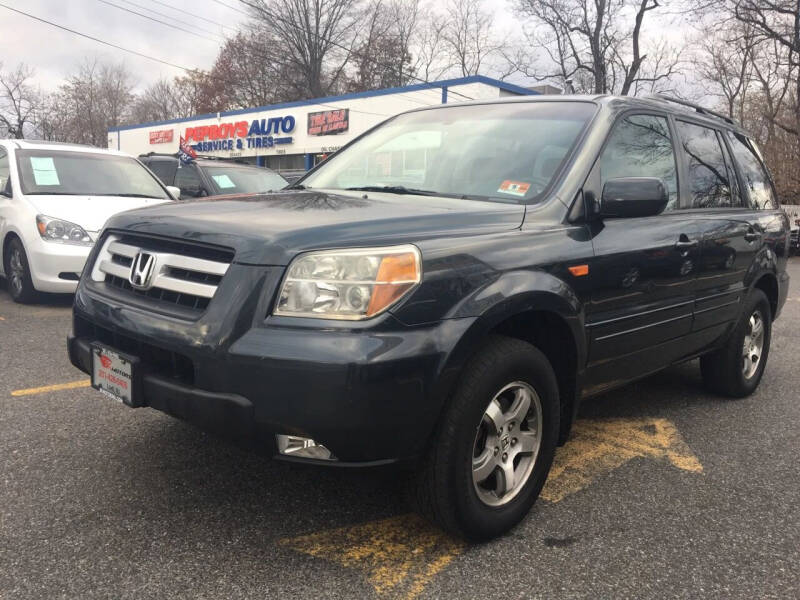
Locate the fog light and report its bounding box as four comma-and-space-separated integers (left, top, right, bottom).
276, 434, 336, 461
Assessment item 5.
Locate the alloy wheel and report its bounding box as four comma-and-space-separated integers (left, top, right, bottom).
742, 309, 765, 380
471, 381, 543, 507
8, 247, 24, 297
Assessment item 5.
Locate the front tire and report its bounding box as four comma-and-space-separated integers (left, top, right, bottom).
700, 288, 771, 397
4, 238, 37, 304
410, 336, 559, 541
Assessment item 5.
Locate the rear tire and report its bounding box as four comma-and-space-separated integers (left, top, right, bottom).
4, 238, 37, 304
700, 289, 771, 398
409, 335, 559, 541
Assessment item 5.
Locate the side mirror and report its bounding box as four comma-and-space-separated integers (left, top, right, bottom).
600, 177, 668, 218
166, 185, 181, 200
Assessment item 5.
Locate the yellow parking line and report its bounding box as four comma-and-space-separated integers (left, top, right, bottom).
11, 379, 91, 397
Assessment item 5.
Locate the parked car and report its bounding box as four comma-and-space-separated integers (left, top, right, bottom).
790, 219, 799, 255
138, 154, 288, 198
0, 140, 176, 303
68, 96, 790, 541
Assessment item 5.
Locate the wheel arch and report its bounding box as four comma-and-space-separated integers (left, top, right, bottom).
752, 272, 779, 321
2, 230, 25, 274
433, 272, 587, 446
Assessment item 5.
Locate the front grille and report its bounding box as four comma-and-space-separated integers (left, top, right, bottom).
74, 316, 195, 385
90, 233, 233, 315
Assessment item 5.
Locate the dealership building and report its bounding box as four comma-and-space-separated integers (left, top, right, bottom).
108, 75, 539, 174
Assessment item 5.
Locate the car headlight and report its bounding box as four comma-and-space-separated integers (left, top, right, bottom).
275, 245, 421, 320
36, 215, 92, 245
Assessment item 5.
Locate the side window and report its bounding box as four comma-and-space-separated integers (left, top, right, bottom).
0, 148, 9, 192
599, 114, 678, 210
675, 121, 735, 209
726, 132, 778, 210
174, 164, 204, 198
145, 159, 178, 185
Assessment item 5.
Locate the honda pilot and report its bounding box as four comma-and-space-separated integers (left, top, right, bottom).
68, 96, 791, 541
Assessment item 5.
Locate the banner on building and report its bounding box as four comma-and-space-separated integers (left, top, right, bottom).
149, 129, 174, 144
307, 109, 349, 136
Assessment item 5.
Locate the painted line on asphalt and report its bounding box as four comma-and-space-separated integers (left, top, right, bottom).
541, 417, 703, 502
280, 513, 465, 600
279, 417, 703, 599
11, 379, 91, 396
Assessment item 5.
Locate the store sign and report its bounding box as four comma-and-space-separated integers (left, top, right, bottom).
184, 116, 296, 153
308, 109, 349, 136
149, 129, 174, 144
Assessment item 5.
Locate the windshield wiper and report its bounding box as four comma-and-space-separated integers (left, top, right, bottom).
345, 185, 439, 197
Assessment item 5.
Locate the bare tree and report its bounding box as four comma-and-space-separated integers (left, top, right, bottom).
510, 0, 680, 95
0, 63, 42, 139
689, 0, 800, 203
46, 60, 135, 147
242, 0, 361, 98
442, 0, 502, 77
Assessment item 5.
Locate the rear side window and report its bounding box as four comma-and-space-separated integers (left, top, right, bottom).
174, 164, 205, 198
726, 132, 778, 209
145, 159, 178, 186
676, 121, 738, 209
599, 114, 678, 210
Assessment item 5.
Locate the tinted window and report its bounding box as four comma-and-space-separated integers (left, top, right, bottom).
16, 150, 169, 199
599, 114, 678, 210
144, 159, 178, 185
303, 102, 597, 203
676, 121, 735, 208
726, 132, 778, 209
0, 148, 8, 191
174, 164, 205, 198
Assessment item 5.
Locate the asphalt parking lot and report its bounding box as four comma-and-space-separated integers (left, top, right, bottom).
1, 259, 799, 600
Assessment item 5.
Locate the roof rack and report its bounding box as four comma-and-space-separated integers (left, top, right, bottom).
647, 95, 736, 125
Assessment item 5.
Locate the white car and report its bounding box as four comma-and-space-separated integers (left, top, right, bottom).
0, 140, 178, 303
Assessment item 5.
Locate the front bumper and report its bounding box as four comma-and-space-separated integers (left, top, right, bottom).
69, 291, 474, 464
28, 237, 92, 293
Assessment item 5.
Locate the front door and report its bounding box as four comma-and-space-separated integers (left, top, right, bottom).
582, 113, 701, 393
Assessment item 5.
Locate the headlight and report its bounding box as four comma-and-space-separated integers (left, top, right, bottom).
36, 215, 92, 245
275, 245, 421, 320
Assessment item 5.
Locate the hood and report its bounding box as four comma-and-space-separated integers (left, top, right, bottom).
104, 190, 526, 265
27, 195, 172, 234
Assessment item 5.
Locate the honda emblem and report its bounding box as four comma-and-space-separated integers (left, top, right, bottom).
129, 252, 156, 289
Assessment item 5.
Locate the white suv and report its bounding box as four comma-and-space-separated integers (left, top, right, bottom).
0, 140, 177, 303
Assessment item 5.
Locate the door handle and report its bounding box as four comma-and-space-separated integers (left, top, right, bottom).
744, 228, 760, 243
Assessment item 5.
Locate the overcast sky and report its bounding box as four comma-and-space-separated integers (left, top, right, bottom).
1, 0, 248, 91
1, 0, 685, 95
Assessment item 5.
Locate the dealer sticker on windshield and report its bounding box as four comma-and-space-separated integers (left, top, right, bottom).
497, 180, 531, 197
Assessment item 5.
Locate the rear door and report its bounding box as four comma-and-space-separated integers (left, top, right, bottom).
672, 120, 761, 335
584, 113, 701, 392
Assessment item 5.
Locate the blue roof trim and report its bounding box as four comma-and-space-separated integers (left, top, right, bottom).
108, 75, 537, 133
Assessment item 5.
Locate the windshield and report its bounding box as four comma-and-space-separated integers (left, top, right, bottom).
302, 102, 596, 202
17, 149, 169, 198
204, 164, 288, 195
